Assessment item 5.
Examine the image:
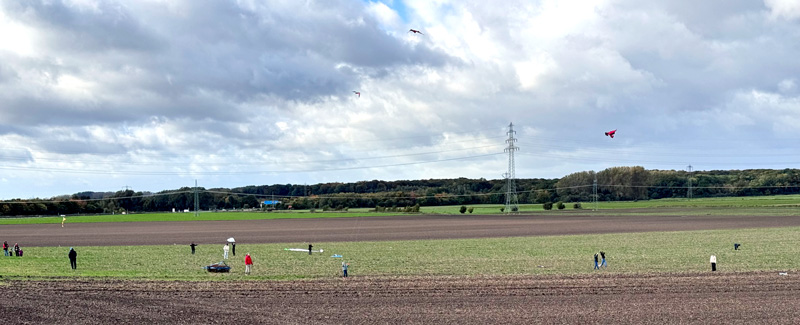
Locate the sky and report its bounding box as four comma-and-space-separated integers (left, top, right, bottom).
2, 0, 800, 199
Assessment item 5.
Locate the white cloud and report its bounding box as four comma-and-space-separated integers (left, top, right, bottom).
2, 0, 800, 199
366, 1, 402, 29
778, 79, 796, 93
0, 10, 37, 56
764, 0, 800, 19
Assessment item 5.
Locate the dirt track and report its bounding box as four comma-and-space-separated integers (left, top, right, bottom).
2, 272, 799, 324
4, 213, 800, 247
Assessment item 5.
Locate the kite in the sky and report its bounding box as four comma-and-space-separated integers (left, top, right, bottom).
408, 29, 424, 35
605, 129, 617, 138
353, 91, 360, 98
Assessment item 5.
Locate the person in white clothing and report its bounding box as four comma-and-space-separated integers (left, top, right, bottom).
223, 243, 230, 259
710, 255, 717, 271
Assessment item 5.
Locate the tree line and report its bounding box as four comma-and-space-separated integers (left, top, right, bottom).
3, 167, 800, 216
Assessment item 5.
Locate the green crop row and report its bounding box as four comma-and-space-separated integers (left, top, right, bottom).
1, 226, 797, 281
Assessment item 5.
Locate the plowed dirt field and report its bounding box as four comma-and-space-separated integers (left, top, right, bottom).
2, 272, 799, 324
4, 213, 800, 247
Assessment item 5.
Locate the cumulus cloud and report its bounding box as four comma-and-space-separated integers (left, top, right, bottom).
765, 0, 800, 19
1, 0, 800, 199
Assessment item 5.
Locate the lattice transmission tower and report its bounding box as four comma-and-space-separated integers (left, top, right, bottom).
194, 179, 199, 217
687, 165, 693, 200
593, 172, 598, 211
504, 123, 519, 213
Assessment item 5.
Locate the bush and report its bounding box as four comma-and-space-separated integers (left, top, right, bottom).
557, 202, 566, 210
511, 206, 518, 212
573, 203, 582, 209
543, 202, 553, 210
468, 207, 474, 214
459, 205, 467, 214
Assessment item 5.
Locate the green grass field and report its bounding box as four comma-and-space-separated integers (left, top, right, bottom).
422, 195, 800, 214
2, 226, 798, 281
3, 194, 800, 225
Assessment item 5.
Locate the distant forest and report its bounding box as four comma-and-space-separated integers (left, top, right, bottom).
3, 167, 800, 216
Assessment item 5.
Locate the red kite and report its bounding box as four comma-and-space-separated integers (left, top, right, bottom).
353, 91, 360, 98
605, 129, 616, 138
408, 29, 424, 35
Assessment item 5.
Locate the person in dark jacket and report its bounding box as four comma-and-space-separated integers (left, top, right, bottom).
68, 247, 77, 270
600, 251, 607, 268
190, 242, 197, 255
593, 253, 599, 270
14, 243, 20, 257
308, 244, 313, 255
232, 242, 236, 256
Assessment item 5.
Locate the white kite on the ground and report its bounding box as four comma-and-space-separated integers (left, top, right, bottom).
284, 248, 324, 253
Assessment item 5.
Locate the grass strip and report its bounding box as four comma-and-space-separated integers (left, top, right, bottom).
1, 226, 797, 281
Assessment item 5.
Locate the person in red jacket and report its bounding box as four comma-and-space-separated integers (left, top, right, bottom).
245, 253, 253, 275
3, 241, 8, 256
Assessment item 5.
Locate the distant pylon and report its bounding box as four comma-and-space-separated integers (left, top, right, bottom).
194, 179, 199, 217
593, 172, 598, 211
687, 165, 693, 200
504, 123, 519, 213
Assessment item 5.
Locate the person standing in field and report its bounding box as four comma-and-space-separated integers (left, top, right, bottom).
68, 247, 77, 270
593, 253, 599, 270
62, 216, 66, 227
223, 243, 229, 260
245, 253, 253, 275
600, 251, 607, 268
308, 244, 313, 255
190, 242, 197, 255
14, 243, 20, 257
342, 261, 349, 278
3, 241, 8, 256
232, 242, 236, 256
710, 255, 717, 272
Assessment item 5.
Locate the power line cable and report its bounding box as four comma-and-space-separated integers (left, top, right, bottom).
0, 152, 505, 176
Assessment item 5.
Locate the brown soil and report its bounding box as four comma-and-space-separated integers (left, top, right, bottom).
2, 272, 799, 324
4, 213, 800, 247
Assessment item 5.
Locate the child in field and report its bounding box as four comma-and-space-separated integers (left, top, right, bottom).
245, 253, 253, 275
593, 253, 599, 270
